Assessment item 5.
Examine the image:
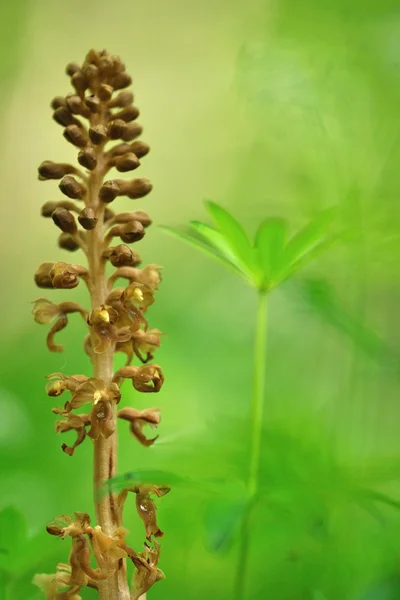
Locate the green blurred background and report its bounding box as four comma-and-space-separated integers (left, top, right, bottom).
0, 0, 400, 598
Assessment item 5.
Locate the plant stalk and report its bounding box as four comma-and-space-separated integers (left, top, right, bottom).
87, 140, 130, 600
234, 290, 267, 600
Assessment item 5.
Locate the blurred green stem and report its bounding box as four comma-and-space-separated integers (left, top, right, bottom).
235, 290, 267, 600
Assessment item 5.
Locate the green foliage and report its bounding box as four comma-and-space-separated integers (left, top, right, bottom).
162, 202, 336, 291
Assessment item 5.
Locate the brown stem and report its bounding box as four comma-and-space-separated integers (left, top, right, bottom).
87, 113, 130, 600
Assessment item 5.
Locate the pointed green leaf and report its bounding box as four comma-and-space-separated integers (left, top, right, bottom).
255, 217, 287, 285
160, 226, 248, 281
285, 208, 336, 267
204, 493, 249, 553
205, 201, 260, 276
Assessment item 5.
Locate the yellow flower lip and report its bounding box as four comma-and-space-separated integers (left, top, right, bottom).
93, 390, 102, 404
99, 308, 110, 322
132, 287, 144, 302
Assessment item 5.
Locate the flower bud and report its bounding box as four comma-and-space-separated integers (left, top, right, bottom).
78, 147, 97, 170
66, 62, 80, 76
52, 207, 78, 233
38, 161, 76, 180
63, 124, 88, 148
121, 122, 142, 142
51, 96, 67, 110
130, 140, 150, 158
107, 244, 140, 267
71, 70, 88, 95
112, 211, 152, 227
53, 106, 78, 127
34, 263, 55, 288
110, 105, 140, 123
66, 94, 91, 118
59, 176, 86, 200
58, 232, 80, 251
108, 91, 133, 108
85, 96, 101, 113
107, 119, 126, 140
112, 72, 132, 90
78, 207, 98, 230
50, 262, 81, 289
118, 178, 153, 199
89, 125, 107, 145
98, 54, 115, 76
114, 152, 140, 172
98, 83, 113, 101
41, 200, 78, 217
82, 63, 98, 83
99, 180, 120, 203
120, 221, 145, 243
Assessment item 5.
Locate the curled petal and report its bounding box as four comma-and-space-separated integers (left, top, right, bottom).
32, 298, 60, 324
118, 407, 161, 447
55, 413, 90, 456
72, 535, 112, 581
50, 262, 88, 289
131, 541, 164, 600
47, 314, 68, 352
113, 365, 164, 393
136, 493, 164, 539
132, 329, 163, 363
46, 373, 88, 397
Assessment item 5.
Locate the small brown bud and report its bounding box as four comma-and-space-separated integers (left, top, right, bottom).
52, 207, 78, 233
107, 119, 126, 140
78, 207, 98, 230
120, 221, 145, 243
110, 105, 140, 123
34, 263, 55, 288
99, 180, 120, 203
59, 176, 86, 200
41, 201, 78, 217
118, 178, 153, 199
108, 143, 131, 158
121, 122, 143, 142
66, 94, 91, 118
51, 96, 67, 110
98, 54, 115, 76
114, 152, 140, 172
50, 262, 84, 289
111, 211, 152, 227
71, 70, 88, 95
38, 161, 76, 180
53, 106, 78, 127
108, 91, 134, 108
89, 125, 107, 145
78, 147, 97, 170
46, 525, 64, 537
130, 141, 150, 158
63, 124, 88, 148
66, 62, 80, 76
85, 49, 101, 64
58, 232, 80, 251
107, 244, 140, 267
85, 96, 101, 113
98, 83, 113, 102
82, 63, 98, 82
112, 72, 132, 90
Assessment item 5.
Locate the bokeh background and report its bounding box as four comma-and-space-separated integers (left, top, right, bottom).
1, 0, 400, 598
